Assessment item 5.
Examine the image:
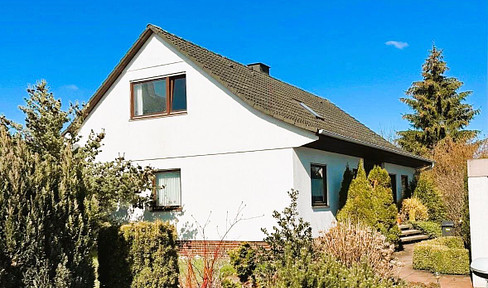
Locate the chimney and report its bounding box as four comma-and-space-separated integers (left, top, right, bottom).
247, 62, 270, 75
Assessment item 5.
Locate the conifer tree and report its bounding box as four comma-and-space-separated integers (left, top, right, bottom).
397, 45, 479, 155
338, 165, 354, 211
337, 160, 400, 246
0, 81, 153, 287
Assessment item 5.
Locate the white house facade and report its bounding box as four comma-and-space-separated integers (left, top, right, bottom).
78, 25, 431, 241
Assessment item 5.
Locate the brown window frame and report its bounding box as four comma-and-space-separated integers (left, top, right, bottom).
311, 163, 328, 207
150, 169, 183, 212
130, 74, 186, 119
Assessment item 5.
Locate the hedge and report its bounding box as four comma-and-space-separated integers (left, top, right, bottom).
410, 221, 442, 239
98, 220, 179, 288
412, 237, 469, 274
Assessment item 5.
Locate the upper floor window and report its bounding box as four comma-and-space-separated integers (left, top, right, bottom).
311, 164, 328, 207
131, 74, 186, 118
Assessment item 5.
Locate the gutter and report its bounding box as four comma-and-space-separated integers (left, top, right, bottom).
316, 129, 433, 169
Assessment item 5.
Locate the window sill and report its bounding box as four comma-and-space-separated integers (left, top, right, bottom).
130, 111, 187, 121
149, 206, 183, 212
312, 203, 330, 209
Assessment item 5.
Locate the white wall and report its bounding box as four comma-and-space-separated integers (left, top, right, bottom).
383, 163, 416, 203
468, 159, 488, 288
78, 33, 317, 241
293, 147, 361, 236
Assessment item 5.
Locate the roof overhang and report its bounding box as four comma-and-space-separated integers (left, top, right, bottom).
305, 130, 433, 169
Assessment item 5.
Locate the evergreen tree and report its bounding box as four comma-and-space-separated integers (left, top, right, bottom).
0, 81, 153, 287
337, 160, 400, 247
397, 45, 479, 155
338, 165, 354, 211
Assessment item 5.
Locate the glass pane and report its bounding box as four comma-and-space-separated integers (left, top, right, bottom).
156, 171, 181, 207
133, 79, 166, 116
311, 165, 325, 204
171, 77, 186, 111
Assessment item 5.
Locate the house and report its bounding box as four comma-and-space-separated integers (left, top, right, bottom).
77, 24, 432, 242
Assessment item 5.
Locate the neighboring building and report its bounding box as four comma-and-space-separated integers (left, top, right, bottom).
78, 24, 431, 241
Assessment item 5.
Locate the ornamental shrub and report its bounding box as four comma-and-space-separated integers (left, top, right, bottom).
98, 220, 179, 288
413, 174, 446, 222
410, 221, 442, 239
337, 161, 400, 247
316, 220, 395, 278
228, 243, 257, 284
413, 237, 469, 274
400, 198, 429, 222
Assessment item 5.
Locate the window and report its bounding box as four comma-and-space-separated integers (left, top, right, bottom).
299, 102, 324, 120
311, 164, 327, 206
153, 170, 182, 210
389, 174, 397, 203
131, 75, 186, 118
401, 175, 409, 198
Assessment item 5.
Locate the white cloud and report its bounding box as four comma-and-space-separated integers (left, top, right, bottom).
385, 40, 409, 50
62, 84, 79, 91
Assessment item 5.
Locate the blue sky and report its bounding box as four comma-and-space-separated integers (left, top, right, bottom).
1, 0, 486, 138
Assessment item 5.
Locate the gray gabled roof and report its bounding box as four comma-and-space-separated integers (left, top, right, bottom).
84, 24, 431, 165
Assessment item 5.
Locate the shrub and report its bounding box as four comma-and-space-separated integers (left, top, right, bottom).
413, 174, 446, 222
270, 248, 403, 288
337, 161, 401, 247
98, 220, 179, 288
316, 221, 395, 278
400, 198, 429, 222
338, 165, 355, 211
413, 237, 469, 274
228, 243, 257, 284
410, 221, 441, 239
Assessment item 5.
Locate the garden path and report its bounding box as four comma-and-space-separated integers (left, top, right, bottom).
394, 243, 472, 288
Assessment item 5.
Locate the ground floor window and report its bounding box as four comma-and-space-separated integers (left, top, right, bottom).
311, 164, 328, 206
401, 175, 409, 198
153, 169, 182, 210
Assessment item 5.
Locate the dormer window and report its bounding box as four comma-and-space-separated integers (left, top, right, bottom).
131, 74, 186, 118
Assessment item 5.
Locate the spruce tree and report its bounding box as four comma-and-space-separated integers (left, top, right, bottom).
0, 81, 153, 287
338, 165, 354, 211
397, 45, 479, 155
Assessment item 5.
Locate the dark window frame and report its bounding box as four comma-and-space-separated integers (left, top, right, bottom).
130, 74, 186, 119
150, 169, 183, 212
311, 163, 328, 207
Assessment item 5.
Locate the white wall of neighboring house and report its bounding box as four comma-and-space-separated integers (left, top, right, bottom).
78, 34, 317, 241
467, 159, 488, 288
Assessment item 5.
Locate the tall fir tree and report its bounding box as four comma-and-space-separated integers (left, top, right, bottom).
0, 81, 153, 287
397, 45, 479, 155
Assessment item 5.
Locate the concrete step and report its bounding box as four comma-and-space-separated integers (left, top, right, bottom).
401, 229, 422, 236
400, 234, 429, 243
398, 224, 413, 230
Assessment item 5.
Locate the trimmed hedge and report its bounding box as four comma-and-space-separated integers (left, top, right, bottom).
410, 221, 442, 239
413, 237, 469, 275
98, 220, 179, 288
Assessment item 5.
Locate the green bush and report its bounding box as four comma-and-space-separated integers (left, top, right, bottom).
413, 237, 469, 274
413, 174, 446, 222
228, 242, 257, 284
337, 161, 400, 247
98, 220, 179, 288
410, 221, 442, 238
269, 248, 404, 288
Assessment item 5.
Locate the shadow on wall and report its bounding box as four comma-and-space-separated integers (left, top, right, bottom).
112, 205, 198, 240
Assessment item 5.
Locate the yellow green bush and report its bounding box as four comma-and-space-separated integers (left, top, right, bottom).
412, 237, 469, 274
98, 220, 179, 288
400, 198, 429, 222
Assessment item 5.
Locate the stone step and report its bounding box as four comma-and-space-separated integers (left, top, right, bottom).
398, 224, 413, 230
401, 229, 422, 236
400, 234, 430, 243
